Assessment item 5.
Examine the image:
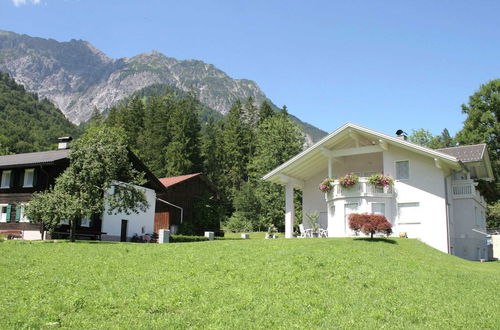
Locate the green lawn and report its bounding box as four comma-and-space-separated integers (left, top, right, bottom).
222, 231, 269, 239
1, 238, 499, 329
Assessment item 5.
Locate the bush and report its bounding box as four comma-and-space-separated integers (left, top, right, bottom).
0, 233, 5, 242
348, 213, 393, 238
170, 235, 209, 243
224, 211, 254, 233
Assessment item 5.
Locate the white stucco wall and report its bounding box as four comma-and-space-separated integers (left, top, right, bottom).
22, 230, 42, 240
332, 152, 383, 177
101, 184, 156, 241
450, 198, 488, 260
382, 146, 449, 253
492, 235, 500, 260
302, 168, 329, 226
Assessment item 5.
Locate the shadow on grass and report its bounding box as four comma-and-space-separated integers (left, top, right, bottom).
353, 237, 398, 244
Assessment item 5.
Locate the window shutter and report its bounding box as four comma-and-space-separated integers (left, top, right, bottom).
33, 169, 38, 187
9, 171, 15, 188
15, 205, 21, 222
18, 170, 24, 187
6, 205, 12, 222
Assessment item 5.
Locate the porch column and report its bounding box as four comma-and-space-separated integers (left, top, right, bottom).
285, 182, 295, 238
328, 157, 333, 178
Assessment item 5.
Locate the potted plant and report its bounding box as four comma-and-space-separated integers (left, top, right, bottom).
338, 173, 359, 188
305, 212, 320, 237
367, 173, 394, 187
266, 224, 278, 239
319, 177, 335, 193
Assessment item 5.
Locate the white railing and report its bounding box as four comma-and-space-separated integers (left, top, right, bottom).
452, 180, 485, 205
325, 178, 393, 200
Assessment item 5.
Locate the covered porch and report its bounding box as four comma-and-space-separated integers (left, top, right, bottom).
266, 126, 393, 238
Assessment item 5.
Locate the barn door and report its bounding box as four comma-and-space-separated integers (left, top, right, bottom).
154, 212, 170, 234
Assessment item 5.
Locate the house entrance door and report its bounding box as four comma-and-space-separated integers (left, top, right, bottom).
120, 220, 128, 242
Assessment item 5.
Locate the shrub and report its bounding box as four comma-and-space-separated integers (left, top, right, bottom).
170, 235, 209, 243
348, 213, 393, 238
0, 233, 4, 242
224, 211, 254, 233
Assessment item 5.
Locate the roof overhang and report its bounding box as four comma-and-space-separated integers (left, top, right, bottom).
263, 123, 462, 186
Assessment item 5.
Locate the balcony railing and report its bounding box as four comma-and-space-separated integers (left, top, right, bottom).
325, 178, 393, 201
452, 180, 485, 205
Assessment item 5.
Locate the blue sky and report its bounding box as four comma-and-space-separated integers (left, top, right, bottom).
1, 0, 500, 136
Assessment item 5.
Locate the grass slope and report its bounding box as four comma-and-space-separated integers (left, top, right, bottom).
0, 238, 499, 329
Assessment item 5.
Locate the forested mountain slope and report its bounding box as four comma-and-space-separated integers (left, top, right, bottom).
0, 72, 81, 154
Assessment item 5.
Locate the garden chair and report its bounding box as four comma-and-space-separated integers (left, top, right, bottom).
299, 224, 312, 238
319, 228, 328, 238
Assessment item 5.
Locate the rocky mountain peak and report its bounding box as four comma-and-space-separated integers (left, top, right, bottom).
0, 30, 326, 141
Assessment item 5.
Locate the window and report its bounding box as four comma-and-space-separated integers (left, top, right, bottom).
1, 170, 12, 188
0, 205, 8, 222
395, 161, 410, 180
80, 218, 90, 227
345, 203, 359, 234
397, 202, 420, 224
371, 203, 385, 216
19, 204, 30, 223
23, 168, 35, 188
60, 219, 70, 225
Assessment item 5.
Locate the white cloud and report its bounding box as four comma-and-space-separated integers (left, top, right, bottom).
12, 0, 41, 7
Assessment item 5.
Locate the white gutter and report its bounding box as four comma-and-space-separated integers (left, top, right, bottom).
156, 198, 184, 224
472, 228, 489, 236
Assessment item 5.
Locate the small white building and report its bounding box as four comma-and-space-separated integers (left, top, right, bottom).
263, 123, 494, 261
101, 183, 158, 242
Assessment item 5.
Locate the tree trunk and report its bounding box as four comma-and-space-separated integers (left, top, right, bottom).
370, 232, 374, 239
70, 218, 77, 242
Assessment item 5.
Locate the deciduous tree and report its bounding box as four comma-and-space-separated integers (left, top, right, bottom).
26, 126, 148, 241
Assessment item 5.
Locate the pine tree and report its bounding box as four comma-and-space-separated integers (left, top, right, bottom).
163, 94, 201, 176
258, 100, 275, 124
247, 111, 304, 228
220, 100, 251, 201
137, 95, 172, 177
201, 117, 224, 188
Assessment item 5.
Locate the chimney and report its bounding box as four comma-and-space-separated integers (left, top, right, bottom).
57, 136, 73, 150
395, 130, 408, 141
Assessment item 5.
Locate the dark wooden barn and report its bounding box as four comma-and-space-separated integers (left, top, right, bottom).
156, 173, 222, 236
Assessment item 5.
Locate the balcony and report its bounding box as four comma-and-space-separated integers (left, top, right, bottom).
325, 178, 393, 201
452, 180, 486, 206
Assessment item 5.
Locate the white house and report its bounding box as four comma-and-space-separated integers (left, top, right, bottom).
263, 123, 494, 261
100, 182, 158, 242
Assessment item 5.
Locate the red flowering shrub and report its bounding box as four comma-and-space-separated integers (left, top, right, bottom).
348, 213, 392, 238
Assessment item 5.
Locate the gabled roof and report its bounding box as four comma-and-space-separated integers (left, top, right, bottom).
263, 123, 464, 186
437, 144, 486, 162
0, 149, 70, 169
159, 173, 202, 187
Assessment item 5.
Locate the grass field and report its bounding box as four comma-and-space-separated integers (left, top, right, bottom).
1, 238, 499, 329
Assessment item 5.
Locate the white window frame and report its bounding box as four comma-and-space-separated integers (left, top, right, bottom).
18, 203, 30, 223
371, 202, 386, 216
80, 218, 90, 227
23, 168, 35, 188
1, 170, 12, 189
0, 204, 8, 223
395, 160, 410, 181
344, 202, 359, 232
397, 202, 420, 224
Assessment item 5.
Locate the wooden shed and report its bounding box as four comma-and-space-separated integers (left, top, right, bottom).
156, 173, 222, 236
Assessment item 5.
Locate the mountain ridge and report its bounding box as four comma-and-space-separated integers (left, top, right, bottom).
0, 30, 326, 142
